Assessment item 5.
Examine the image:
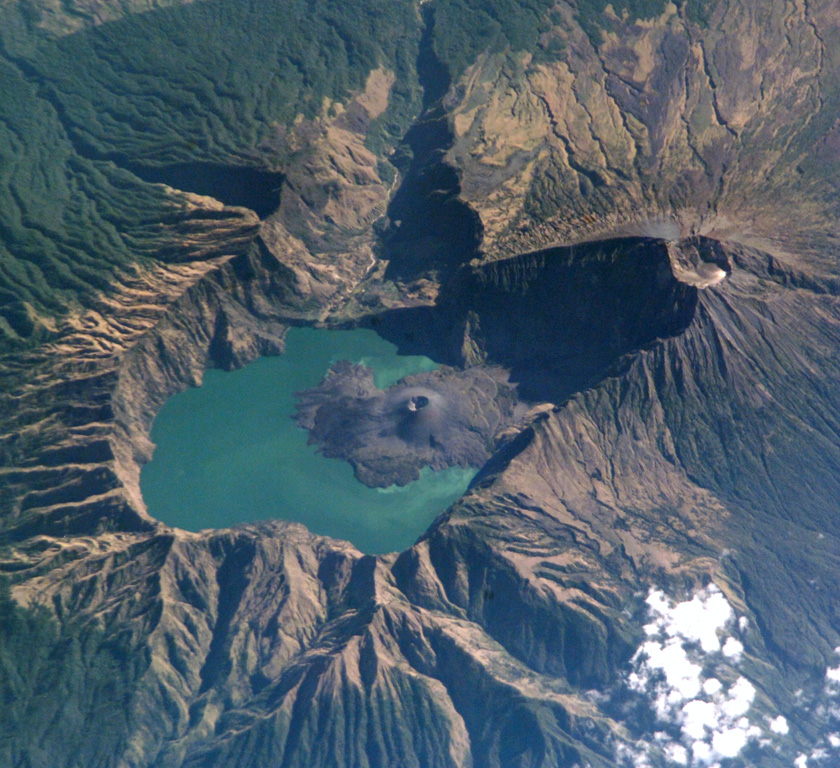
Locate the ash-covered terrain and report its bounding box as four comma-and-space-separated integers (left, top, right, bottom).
295, 362, 518, 487
2, 0, 840, 767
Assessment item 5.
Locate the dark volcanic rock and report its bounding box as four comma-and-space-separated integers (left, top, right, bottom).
295, 361, 519, 487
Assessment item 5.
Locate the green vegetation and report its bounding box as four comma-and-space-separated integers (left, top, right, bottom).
426, 0, 685, 84
0, 0, 715, 352
576, 0, 718, 45
365, 30, 423, 160
29, 0, 420, 165
0, 0, 421, 351
431, 0, 555, 82
0, 56, 184, 347
575, 0, 671, 45
0, 579, 148, 766
683, 0, 716, 26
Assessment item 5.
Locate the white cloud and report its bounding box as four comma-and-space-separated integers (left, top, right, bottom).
622, 585, 768, 767
614, 740, 652, 768
664, 743, 689, 765
619, 586, 840, 767
710, 726, 749, 758
690, 739, 713, 765
636, 638, 703, 703
769, 715, 789, 735
805, 668, 840, 762
722, 637, 744, 661
682, 699, 718, 740
645, 587, 733, 653
719, 678, 755, 719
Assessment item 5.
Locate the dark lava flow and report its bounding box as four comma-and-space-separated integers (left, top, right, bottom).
295, 361, 518, 488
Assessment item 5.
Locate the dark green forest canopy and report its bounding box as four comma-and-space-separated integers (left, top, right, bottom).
0, 0, 420, 350
0, 56, 186, 346
0, 579, 148, 762
27, 0, 421, 164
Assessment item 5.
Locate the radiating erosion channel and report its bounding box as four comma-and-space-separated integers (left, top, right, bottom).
140, 328, 477, 554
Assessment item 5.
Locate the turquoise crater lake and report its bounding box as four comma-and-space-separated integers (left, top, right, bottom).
140, 327, 477, 553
